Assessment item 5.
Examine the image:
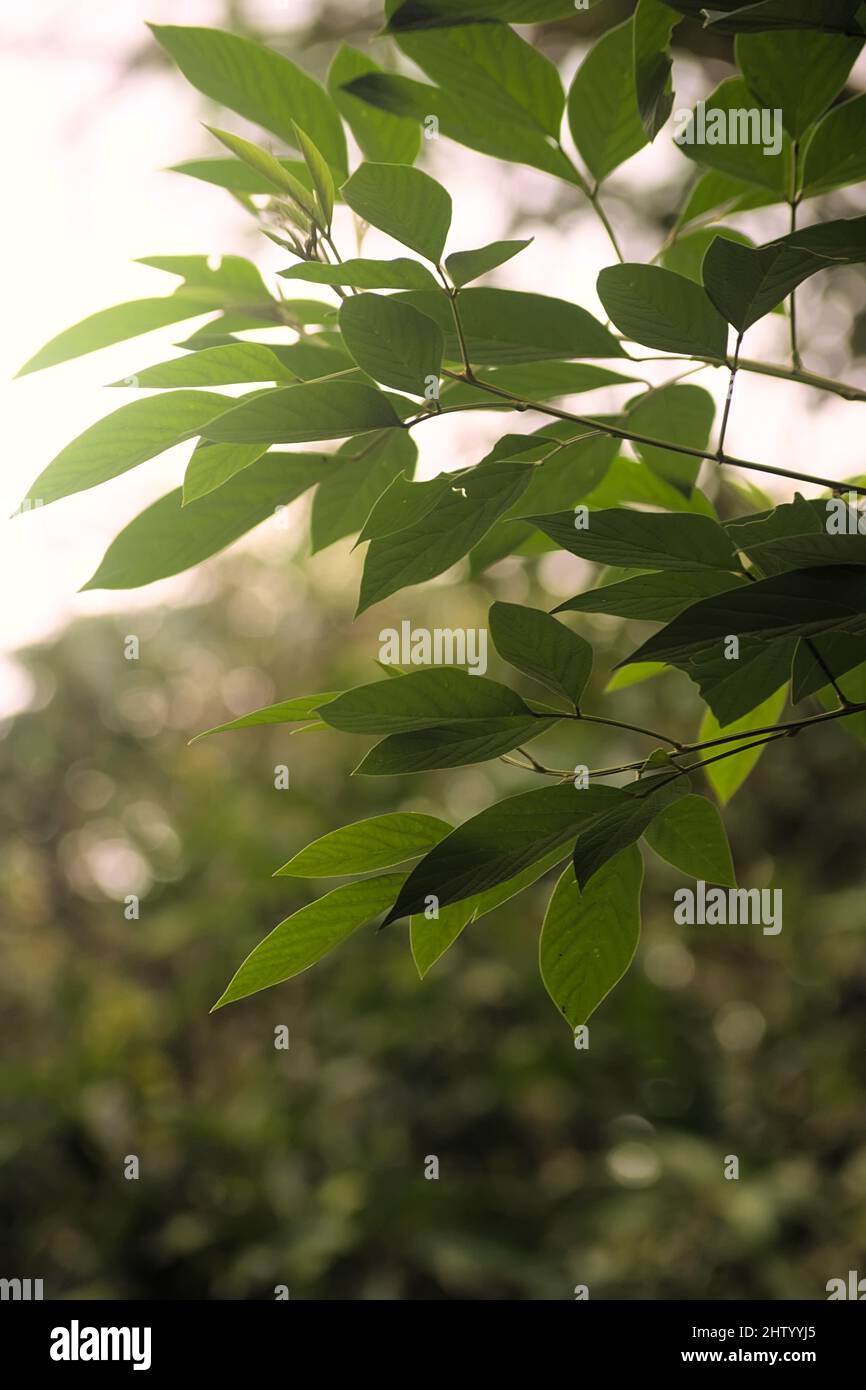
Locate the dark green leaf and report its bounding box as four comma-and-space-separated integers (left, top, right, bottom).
554, 569, 746, 622
339, 293, 444, 395
673, 77, 791, 194
634, 0, 682, 141
387, 2, 581, 32
526, 507, 737, 572
624, 383, 716, 494
736, 28, 862, 138
702, 0, 865, 36
791, 630, 866, 702
311, 429, 417, 552
358, 458, 534, 611
81, 453, 327, 590
801, 95, 866, 198
539, 846, 643, 1027
489, 601, 592, 709
597, 263, 728, 358
356, 713, 559, 774
572, 773, 688, 888
383, 781, 630, 923
318, 667, 536, 735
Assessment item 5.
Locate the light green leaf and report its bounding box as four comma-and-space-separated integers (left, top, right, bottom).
394, 287, 624, 363
568, 19, 648, 182
644, 794, 736, 884
276, 812, 452, 877
22, 391, 232, 507
356, 470, 451, 546
311, 429, 417, 552
342, 163, 452, 262
318, 667, 537, 736
489, 601, 592, 709
445, 239, 532, 288
213, 873, 406, 1008
16, 297, 210, 376
597, 263, 728, 358
202, 381, 401, 444
280, 257, 439, 290
205, 126, 318, 217
183, 440, 270, 503
149, 24, 347, 174
191, 692, 341, 743
169, 155, 316, 195
605, 661, 668, 692
699, 685, 787, 803
339, 293, 444, 395
293, 122, 335, 227
112, 343, 302, 389
539, 846, 643, 1028
410, 901, 476, 979
736, 28, 862, 139
81, 453, 327, 590
327, 45, 420, 165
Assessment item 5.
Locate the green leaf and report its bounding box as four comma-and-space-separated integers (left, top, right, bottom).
539, 846, 643, 1028
275, 812, 452, 876
597, 263, 728, 358
442, 361, 638, 405
394, 18, 565, 140
293, 122, 335, 228
16, 297, 211, 376
792, 631, 866, 702
338, 293, 444, 395
746, 530, 866, 575
701, 0, 865, 36
383, 781, 630, 923
280, 257, 439, 290
136, 254, 273, 308
624, 383, 716, 494
644, 794, 736, 883
112, 343, 303, 389
204, 126, 318, 217
703, 216, 866, 331
677, 169, 778, 227
662, 226, 755, 285
605, 661, 668, 692
191, 692, 341, 743
357, 470, 453, 545
328, 45, 420, 165
581, 456, 718, 518
358, 458, 534, 612
445, 239, 532, 288
801, 94, 866, 198
22, 391, 232, 507
736, 28, 862, 139
554, 569, 746, 622
213, 873, 406, 1008
568, 19, 648, 182
311, 429, 416, 552
673, 77, 791, 193
571, 773, 688, 888
622, 565, 866, 665
394, 287, 624, 363
202, 381, 401, 444
318, 667, 538, 735
355, 713, 559, 774
169, 155, 317, 195
526, 507, 737, 572
633, 0, 682, 141
342, 163, 452, 262
149, 24, 347, 174
81, 453, 327, 590
183, 441, 270, 503
698, 685, 787, 803
489, 601, 592, 709
387, 1, 581, 25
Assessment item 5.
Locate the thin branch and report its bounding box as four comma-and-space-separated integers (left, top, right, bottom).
788, 141, 803, 370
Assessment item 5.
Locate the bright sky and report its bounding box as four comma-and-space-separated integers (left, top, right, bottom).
1, 0, 864, 717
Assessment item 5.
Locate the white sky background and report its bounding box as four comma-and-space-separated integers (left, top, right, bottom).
1, 0, 864, 716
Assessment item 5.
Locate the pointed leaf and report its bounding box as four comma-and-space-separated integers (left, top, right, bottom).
644, 794, 736, 884
568, 19, 648, 181
342, 163, 452, 262
597, 263, 728, 358
276, 812, 452, 877
202, 381, 401, 444
339, 293, 444, 395
489, 601, 592, 709
445, 239, 532, 288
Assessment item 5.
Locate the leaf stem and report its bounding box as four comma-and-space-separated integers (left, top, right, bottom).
789, 142, 803, 370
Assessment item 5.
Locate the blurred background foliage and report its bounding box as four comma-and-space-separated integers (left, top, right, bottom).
2, 540, 866, 1300
2, 0, 866, 1301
